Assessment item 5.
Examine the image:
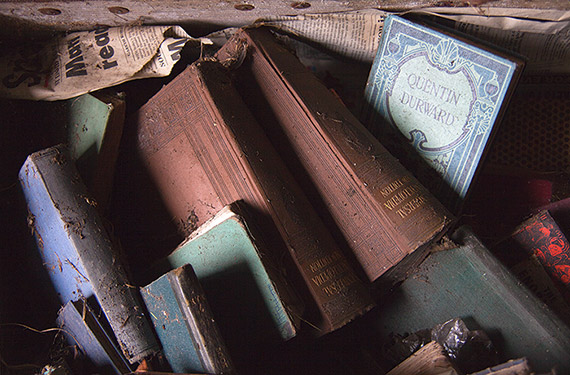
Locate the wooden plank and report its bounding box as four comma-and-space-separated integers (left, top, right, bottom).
0, 1, 568, 36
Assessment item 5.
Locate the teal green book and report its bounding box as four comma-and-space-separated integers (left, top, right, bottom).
162, 202, 303, 353
363, 15, 524, 212
373, 226, 570, 374
65, 91, 125, 209
1, 91, 125, 208
141, 264, 234, 374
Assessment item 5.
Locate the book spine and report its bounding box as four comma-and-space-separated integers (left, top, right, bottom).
169, 266, 235, 373
216, 29, 452, 282
88, 91, 126, 211
135, 61, 373, 333
57, 300, 133, 374
141, 264, 234, 374
197, 61, 375, 332
19, 145, 159, 363
510, 211, 570, 299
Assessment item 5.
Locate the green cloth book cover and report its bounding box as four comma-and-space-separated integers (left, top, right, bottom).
141, 264, 234, 374
161, 202, 304, 359
363, 15, 524, 212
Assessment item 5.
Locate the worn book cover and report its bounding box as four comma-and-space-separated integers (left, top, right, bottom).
161, 203, 302, 344
133, 60, 374, 334
362, 15, 524, 213
216, 27, 453, 284
500, 211, 570, 298
141, 264, 234, 374
57, 300, 132, 374
19, 145, 158, 363
69, 91, 126, 210
372, 226, 570, 374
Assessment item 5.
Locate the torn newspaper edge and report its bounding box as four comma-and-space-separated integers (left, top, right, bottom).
257, 8, 570, 74
0, 25, 212, 101
256, 9, 387, 63
411, 9, 570, 74
413, 7, 570, 22
448, 19, 570, 74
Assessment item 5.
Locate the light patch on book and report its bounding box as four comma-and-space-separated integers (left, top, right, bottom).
388, 58, 474, 150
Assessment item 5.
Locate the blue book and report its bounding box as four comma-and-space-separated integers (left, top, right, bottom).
141, 264, 234, 374
162, 202, 303, 354
57, 300, 132, 374
19, 145, 159, 363
363, 15, 523, 212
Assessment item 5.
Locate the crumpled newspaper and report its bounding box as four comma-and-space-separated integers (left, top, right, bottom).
0, 25, 211, 101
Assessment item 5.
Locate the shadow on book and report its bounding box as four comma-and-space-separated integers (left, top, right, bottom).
200, 261, 284, 353
109, 110, 185, 283
150, 257, 291, 371
360, 100, 462, 214
233, 65, 369, 281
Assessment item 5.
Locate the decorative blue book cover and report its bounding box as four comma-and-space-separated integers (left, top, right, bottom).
363, 15, 523, 212
141, 264, 234, 374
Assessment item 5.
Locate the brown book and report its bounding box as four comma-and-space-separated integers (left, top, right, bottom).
216, 28, 453, 283
386, 341, 460, 375
132, 60, 374, 334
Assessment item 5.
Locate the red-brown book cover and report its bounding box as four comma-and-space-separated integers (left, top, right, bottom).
216, 27, 454, 283
132, 60, 374, 334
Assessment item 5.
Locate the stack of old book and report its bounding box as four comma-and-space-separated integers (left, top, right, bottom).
15, 14, 570, 374
117, 24, 456, 371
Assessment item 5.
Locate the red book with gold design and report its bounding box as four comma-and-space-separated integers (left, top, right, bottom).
497, 210, 570, 315
512, 211, 570, 287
